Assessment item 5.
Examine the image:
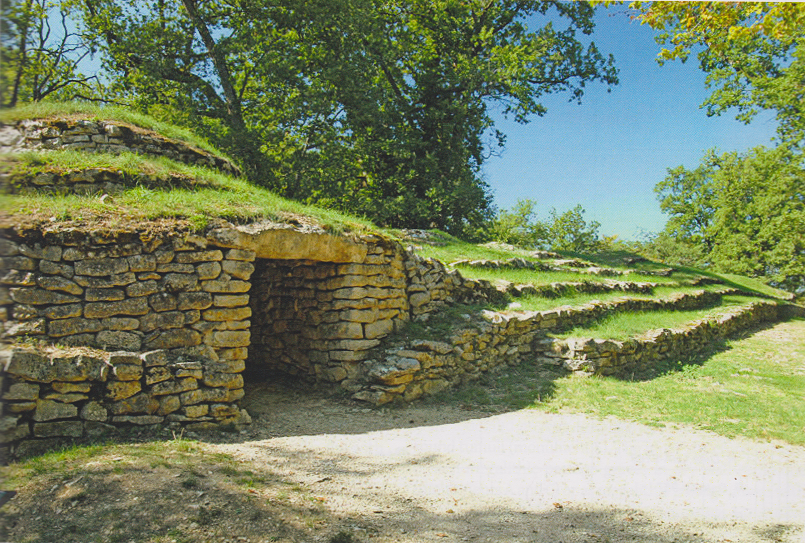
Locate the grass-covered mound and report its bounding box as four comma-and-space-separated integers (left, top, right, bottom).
0, 103, 377, 236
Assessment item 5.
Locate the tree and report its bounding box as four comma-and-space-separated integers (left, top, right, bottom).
545, 204, 601, 253
656, 146, 805, 289
0, 0, 99, 108
654, 152, 717, 253
73, 0, 618, 236
632, 1, 805, 146
487, 199, 547, 248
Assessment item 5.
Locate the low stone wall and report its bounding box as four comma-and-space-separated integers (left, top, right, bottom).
356, 290, 772, 404
0, 119, 240, 177
1, 347, 249, 460
403, 253, 506, 319
540, 301, 781, 376
1, 165, 218, 196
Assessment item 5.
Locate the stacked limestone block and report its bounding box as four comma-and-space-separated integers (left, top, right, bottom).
0, 232, 255, 361
539, 300, 780, 377
0, 119, 240, 176
355, 289, 769, 404
1, 347, 250, 460
1, 166, 216, 196
404, 253, 506, 319
249, 241, 409, 389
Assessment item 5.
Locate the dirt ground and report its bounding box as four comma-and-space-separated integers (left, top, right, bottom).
2, 324, 805, 543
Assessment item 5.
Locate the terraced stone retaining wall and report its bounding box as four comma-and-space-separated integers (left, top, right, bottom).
0, 347, 249, 460
540, 301, 781, 376
357, 292, 782, 405
0, 119, 240, 176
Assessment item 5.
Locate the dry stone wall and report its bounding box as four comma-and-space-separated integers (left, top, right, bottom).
0, 232, 255, 359
1, 347, 250, 460
539, 301, 782, 376
0, 118, 240, 176
356, 291, 781, 405
249, 242, 409, 388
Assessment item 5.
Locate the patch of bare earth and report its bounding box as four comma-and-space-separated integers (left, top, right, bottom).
2, 322, 805, 543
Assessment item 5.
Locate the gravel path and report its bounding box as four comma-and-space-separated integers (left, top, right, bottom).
219, 384, 805, 543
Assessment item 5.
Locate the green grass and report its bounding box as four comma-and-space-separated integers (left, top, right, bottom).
0, 101, 224, 156
456, 266, 689, 286
513, 285, 722, 312
1, 158, 378, 234
536, 319, 805, 444
552, 295, 762, 341
3, 149, 225, 184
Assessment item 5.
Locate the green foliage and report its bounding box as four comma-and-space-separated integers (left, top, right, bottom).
487, 200, 602, 253
0, 0, 100, 107
58, 0, 617, 236
545, 204, 602, 253
633, 2, 805, 146
486, 199, 546, 248
656, 145, 805, 292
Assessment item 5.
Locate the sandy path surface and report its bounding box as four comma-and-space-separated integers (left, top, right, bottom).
218, 384, 805, 543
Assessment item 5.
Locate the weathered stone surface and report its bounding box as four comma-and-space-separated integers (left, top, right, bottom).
0, 256, 36, 271
125, 280, 159, 297
209, 330, 250, 348
102, 317, 140, 331
111, 415, 163, 425
43, 303, 83, 320
127, 254, 156, 272
213, 294, 249, 308
202, 306, 252, 322
364, 319, 395, 339
157, 395, 182, 416
36, 276, 83, 295
33, 421, 84, 438
41, 388, 88, 402
85, 297, 149, 318
226, 249, 256, 261
145, 366, 171, 385
6, 351, 109, 382
141, 350, 168, 367
184, 404, 209, 418
4, 318, 46, 337
75, 258, 129, 276
139, 311, 184, 333
210, 404, 239, 418
177, 291, 213, 310
97, 330, 142, 351
202, 372, 244, 389
73, 272, 136, 288
175, 250, 223, 263
4, 382, 40, 401
222, 260, 254, 280
10, 287, 79, 305
34, 400, 79, 421
106, 380, 141, 401
85, 287, 125, 301
112, 364, 142, 381
48, 317, 102, 337
180, 387, 228, 405
151, 377, 198, 396
144, 329, 202, 349
52, 382, 91, 394
201, 279, 250, 293
80, 402, 108, 422
108, 393, 159, 415
162, 273, 198, 293
195, 261, 221, 280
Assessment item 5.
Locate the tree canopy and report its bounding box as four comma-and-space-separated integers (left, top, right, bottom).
633, 1, 805, 146
6, 0, 616, 237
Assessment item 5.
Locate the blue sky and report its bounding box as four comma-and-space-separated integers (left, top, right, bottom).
482, 5, 778, 241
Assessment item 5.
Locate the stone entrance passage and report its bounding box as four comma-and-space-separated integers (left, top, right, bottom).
207, 225, 410, 390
